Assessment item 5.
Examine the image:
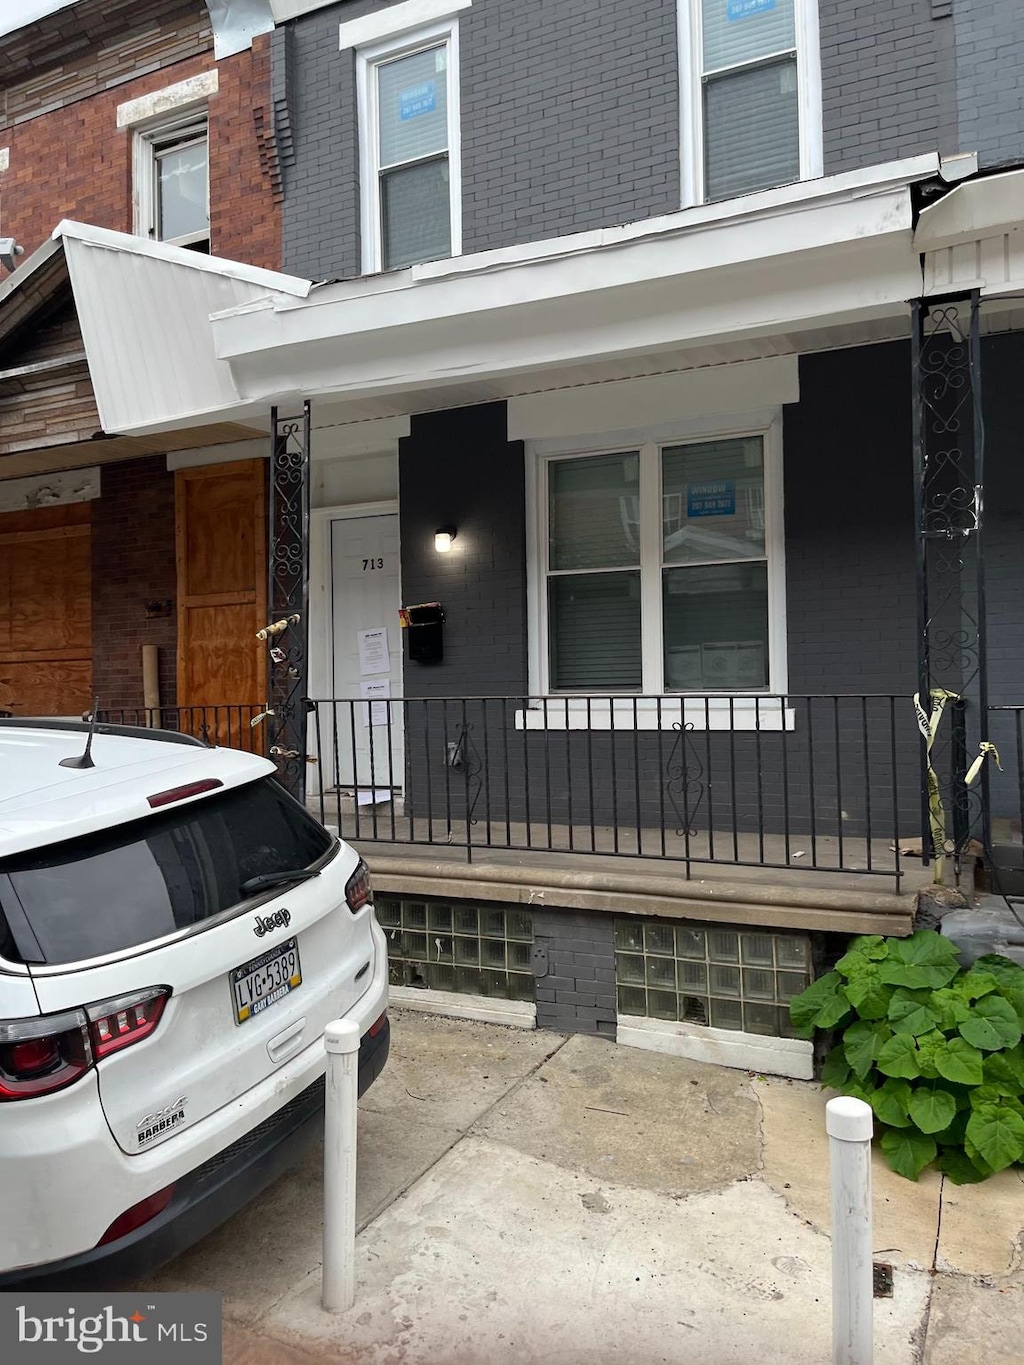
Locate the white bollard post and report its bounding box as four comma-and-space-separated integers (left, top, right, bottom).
826, 1095, 875, 1365
322, 1018, 361, 1313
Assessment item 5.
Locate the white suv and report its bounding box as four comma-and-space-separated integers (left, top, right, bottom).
0, 718, 389, 1289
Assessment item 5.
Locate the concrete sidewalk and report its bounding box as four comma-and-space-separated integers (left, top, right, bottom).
148, 1011, 1024, 1363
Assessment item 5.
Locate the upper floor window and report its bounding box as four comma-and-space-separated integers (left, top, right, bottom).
532, 423, 786, 696
135, 110, 210, 250
357, 20, 462, 273
679, 0, 822, 206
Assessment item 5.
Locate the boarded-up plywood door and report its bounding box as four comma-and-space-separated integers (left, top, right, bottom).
0, 502, 92, 716
176, 460, 267, 749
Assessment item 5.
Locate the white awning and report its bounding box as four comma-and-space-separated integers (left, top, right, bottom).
0, 221, 313, 438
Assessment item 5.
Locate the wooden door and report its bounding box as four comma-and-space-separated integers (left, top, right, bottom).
176, 460, 266, 748
0, 503, 92, 717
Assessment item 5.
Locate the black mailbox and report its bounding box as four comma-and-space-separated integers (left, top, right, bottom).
400, 602, 444, 664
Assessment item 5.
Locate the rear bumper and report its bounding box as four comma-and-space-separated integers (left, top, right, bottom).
0, 1017, 389, 1292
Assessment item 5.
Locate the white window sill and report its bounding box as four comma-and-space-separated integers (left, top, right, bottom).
514, 698, 796, 732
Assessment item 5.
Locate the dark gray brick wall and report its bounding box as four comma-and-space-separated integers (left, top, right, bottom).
819, 0, 958, 174
398, 402, 527, 698
533, 908, 617, 1037
278, 0, 678, 279
276, 0, 382, 280
977, 334, 1024, 823
954, 0, 1024, 168
460, 0, 679, 253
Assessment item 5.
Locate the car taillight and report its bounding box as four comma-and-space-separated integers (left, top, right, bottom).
345, 859, 372, 913
87, 987, 169, 1060
0, 986, 170, 1101
97, 1185, 175, 1247
0, 1009, 91, 1100
368, 1011, 388, 1038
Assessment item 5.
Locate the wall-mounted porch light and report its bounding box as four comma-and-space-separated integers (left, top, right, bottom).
434, 526, 457, 553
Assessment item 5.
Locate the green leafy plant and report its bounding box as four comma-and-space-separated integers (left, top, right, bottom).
790, 930, 1024, 1183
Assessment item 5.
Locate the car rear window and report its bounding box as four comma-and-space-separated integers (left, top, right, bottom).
0, 777, 334, 966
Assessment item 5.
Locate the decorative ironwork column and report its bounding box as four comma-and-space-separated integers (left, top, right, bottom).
266, 402, 312, 801
911, 293, 989, 880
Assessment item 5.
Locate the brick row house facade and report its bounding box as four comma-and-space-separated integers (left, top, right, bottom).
3, 0, 1024, 1074
0, 0, 281, 718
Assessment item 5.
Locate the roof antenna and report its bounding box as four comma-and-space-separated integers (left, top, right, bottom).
60, 698, 99, 769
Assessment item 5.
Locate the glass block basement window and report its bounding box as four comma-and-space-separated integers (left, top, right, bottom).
376, 898, 535, 1001
614, 920, 810, 1036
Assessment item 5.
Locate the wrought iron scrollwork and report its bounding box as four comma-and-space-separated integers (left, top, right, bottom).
266, 403, 312, 801
449, 723, 484, 828
912, 295, 989, 876
664, 720, 704, 838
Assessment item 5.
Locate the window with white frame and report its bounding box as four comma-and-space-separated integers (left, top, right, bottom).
134, 109, 210, 249
679, 0, 822, 205
357, 21, 461, 274
537, 428, 783, 695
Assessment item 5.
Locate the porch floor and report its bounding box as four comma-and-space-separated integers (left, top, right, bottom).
309, 800, 942, 935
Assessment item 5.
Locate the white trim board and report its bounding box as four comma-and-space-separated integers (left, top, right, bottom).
508, 357, 799, 441
166, 439, 266, 471
389, 986, 536, 1030
339, 0, 471, 51
617, 1014, 813, 1080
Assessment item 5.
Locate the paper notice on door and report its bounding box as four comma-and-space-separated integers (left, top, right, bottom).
358, 626, 390, 676
360, 677, 391, 727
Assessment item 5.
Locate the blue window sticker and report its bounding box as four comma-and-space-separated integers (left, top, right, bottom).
727, 0, 776, 19
399, 81, 437, 120
687, 479, 736, 517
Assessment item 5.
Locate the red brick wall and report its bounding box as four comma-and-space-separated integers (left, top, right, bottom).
0, 36, 280, 270
91, 457, 178, 712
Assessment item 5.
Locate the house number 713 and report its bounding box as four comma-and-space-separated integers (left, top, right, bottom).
362, 558, 384, 571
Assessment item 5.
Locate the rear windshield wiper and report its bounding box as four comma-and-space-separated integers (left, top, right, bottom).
240, 869, 320, 896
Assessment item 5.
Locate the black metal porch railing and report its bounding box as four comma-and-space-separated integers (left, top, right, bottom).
98, 705, 265, 752
304, 694, 923, 890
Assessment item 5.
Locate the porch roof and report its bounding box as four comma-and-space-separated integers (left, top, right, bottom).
204, 154, 942, 430
4, 155, 977, 449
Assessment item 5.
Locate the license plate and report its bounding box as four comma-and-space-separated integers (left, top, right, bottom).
231, 938, 302, 1025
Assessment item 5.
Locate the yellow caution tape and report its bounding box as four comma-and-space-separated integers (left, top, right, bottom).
965, 740, 1002, 787
913, 690, 960, 885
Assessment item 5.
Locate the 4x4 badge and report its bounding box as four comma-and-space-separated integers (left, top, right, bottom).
137, 1096, 187, 1146
254, 908, 292, 938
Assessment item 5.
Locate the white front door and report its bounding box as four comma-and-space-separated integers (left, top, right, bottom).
329, 512, 403, 794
